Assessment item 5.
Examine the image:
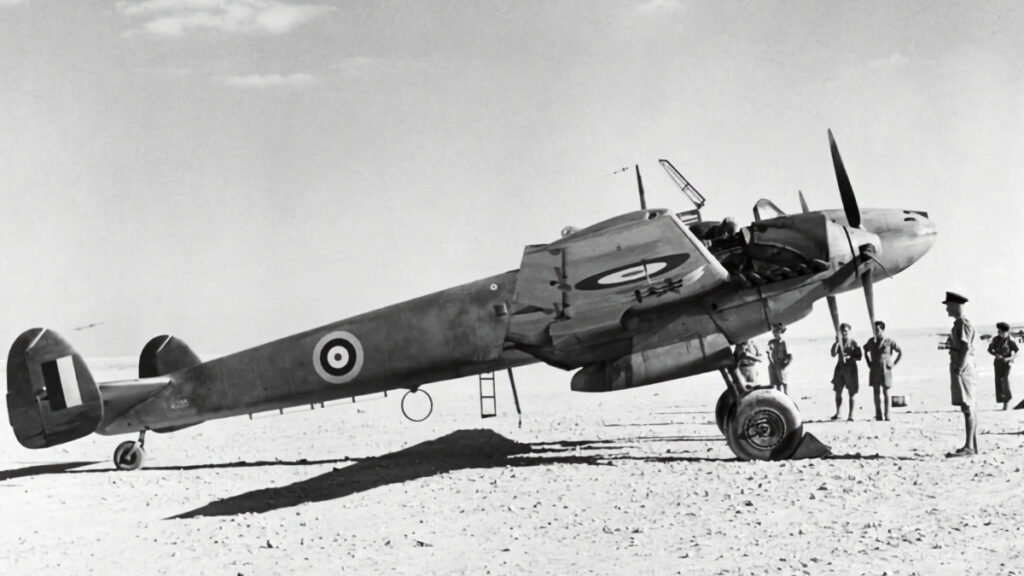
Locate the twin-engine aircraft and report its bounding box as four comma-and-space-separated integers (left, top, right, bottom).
6, 131, 936, 469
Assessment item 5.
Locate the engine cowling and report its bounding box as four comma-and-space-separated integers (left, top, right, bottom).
571, 334, 734, 392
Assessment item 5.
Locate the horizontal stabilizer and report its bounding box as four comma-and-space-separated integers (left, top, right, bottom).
6, 328, 103, 448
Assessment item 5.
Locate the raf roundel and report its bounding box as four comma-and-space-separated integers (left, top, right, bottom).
313, 331, 364, 384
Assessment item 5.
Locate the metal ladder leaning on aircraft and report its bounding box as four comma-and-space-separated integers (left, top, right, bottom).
6, 130, 937, 469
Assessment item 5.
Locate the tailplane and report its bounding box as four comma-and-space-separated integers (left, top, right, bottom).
6, 328, 103, 448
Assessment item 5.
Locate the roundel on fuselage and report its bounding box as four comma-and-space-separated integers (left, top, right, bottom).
574, 253, 692, 291
313, 331, 364, 384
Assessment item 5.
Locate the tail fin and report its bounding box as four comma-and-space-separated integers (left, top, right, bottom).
139, 335, 200, 378
6, 328, 103, 448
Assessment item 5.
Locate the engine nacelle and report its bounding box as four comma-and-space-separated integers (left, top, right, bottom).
571, 334, 734, 392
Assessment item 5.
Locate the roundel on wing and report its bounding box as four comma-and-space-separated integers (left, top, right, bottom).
313, 331, 364, 384
574, 253, 692, 291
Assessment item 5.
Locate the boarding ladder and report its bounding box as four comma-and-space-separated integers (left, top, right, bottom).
479, 372, 497, 418
477, 369, 523, 427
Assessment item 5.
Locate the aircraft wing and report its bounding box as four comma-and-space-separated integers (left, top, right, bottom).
509, 209, 729, 351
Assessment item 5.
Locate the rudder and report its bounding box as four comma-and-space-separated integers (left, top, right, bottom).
6, 328, 103, 448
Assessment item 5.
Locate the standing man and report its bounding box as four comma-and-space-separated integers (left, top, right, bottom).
863, 321, 903, 421
734, 340, 763, 385
831, 323, 862, 421
944, 292, 978, 456
767, 324, 792, 395
987, 322, 1018, 410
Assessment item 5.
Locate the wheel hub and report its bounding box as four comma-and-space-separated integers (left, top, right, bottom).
742, 409, 786, 449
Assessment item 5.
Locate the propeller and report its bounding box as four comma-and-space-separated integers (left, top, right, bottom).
798, 190, 810, 214
828, 129, 861, 228
635, 164, 646, 210
827, 129, 879, 347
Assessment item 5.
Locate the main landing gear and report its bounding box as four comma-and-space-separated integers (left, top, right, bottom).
113, 430, 147, 471
716, 368, 830, 461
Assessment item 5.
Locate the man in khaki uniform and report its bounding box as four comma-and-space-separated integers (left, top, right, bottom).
944, 291, 978, 457
831, 323, 862, 421
767, 324, 791, 395
863, 320, 903, 421
987, 321, 1018, 410
733, 340, 763, 385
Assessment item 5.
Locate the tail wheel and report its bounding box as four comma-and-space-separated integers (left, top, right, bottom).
113, 441, 146, 471
725, 388, 803, 461
715, 390, 737, 435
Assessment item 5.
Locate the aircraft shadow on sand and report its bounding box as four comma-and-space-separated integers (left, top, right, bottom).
0, 457, 370, 482
0, 461, 99, 481
172, 429, 728, 519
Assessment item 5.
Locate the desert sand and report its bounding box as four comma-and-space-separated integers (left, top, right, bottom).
1, 330, 1022, 575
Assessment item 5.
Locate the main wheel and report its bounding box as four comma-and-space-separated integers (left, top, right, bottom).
113, 440, 146, 471
715, 390, 737, 435
725, 388, 803, 461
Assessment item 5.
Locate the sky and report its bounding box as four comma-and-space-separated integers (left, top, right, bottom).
0, 0, 1021, 356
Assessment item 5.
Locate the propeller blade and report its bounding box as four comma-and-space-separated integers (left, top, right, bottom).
827, 295, 846, 363
635, 164, 646, 210
862, 268, 876, 330
828, 129, 861, 228
799, 190, 810, 213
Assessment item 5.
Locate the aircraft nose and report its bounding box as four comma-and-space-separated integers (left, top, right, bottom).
879, 212, 937, 274
917, 214, 938, 239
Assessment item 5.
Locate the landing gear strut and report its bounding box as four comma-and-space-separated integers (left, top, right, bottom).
113, 430, 146, 471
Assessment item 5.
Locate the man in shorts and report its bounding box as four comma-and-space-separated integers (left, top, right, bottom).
767, 324, 791, 395
831, 322, 862, 421
863, 320, 903, 421
945, 291, 978, 456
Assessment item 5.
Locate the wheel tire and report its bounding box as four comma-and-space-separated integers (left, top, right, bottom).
113, 441, 146, 471
715, 390, 737, 435
725, 388, 803, 461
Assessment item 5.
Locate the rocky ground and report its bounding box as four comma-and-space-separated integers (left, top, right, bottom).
1, 331, 1022, 575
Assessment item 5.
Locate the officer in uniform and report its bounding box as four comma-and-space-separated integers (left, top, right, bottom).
733, 340, 763, 385
944, 291, 978, 456
831, 322, 862, 421
987, 321, 1018, 410
863, 320, 903, 421
767, 324, 792, 395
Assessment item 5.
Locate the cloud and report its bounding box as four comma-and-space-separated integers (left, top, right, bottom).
635, 0, 684, 14
117, 0, 331, 36
218, 72, 316, 87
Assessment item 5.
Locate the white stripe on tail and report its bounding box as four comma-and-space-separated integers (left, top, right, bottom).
56, 356, 82, 408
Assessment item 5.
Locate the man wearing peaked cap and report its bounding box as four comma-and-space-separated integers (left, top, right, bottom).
943, 292, 968, 305
944, 291, 978, 456
987, 322, 1018, 410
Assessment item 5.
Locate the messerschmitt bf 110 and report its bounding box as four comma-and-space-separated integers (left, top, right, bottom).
7, 131, 936, 469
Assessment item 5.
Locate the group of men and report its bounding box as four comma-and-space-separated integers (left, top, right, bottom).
731, 291, 1018, 456
732, 320, 904, 422
828, 320, 903, 421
